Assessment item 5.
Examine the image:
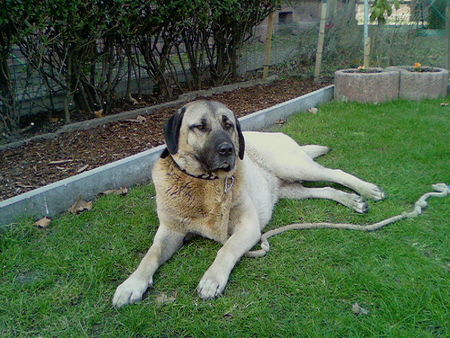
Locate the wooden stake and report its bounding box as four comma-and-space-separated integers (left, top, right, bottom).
314, 0, 328, 82
363, 37, 371, 68
263, 11, 275, 80
363, 0, 370, 68
447, 3, 449, 70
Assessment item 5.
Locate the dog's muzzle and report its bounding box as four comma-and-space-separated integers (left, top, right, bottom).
204, 131, 236, 172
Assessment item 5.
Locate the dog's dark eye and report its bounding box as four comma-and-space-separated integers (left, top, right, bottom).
191, 124, 207, 131
222, 115, 233, 130
191, 118, 209, 131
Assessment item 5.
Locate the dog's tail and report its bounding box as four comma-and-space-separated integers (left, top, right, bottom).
300, 145, 330, 159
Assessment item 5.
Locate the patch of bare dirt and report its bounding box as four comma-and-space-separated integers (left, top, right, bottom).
0, 78, 329, 201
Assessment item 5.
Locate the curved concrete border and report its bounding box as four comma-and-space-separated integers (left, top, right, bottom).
0, 85, 334, 227
386, 66, 448, 100
334, 68, 400, 103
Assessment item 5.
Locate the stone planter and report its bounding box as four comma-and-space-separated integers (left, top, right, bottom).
386, 66, 448, 100
334, 68, 400, 103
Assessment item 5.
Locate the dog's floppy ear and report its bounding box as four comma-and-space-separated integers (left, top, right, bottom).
164, 106, 186, 155
235, 118, 245, 160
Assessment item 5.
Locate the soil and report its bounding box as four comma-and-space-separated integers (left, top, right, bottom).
0, 78, 329, 201
343, 69, 383, 73
406, 67, 441, 72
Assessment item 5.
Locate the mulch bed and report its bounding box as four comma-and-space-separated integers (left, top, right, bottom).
0, 78, 329, 201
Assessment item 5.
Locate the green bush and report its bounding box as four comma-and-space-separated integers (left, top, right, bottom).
0, 0, 29, 136
2, 0, 280, 131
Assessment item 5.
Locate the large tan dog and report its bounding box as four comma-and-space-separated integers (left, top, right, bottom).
113, 100, 385, 307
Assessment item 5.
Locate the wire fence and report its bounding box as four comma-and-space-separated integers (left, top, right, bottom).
253, 0, 447, 80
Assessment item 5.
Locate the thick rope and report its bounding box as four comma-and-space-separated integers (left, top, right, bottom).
246, 183, 449, 258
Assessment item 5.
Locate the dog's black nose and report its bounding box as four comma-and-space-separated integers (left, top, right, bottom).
217, 142, 233, 156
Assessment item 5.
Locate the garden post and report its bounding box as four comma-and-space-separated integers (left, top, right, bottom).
364, 37, 371, 68
263, 11, 275, 80
447, 2, 449, 70
363, 0, 370, 67
314, 0, 328, 82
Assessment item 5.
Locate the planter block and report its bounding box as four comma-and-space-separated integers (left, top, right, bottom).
386, 66, 448, 100
334, 68, 400, 103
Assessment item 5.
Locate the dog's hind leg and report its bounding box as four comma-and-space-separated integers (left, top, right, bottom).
246, 132, 385, 200
292, 163, 386, 201
273, 155, 384, 201
300, 145, 330, 159
283, 160, 385, 201
280, 183, 369, 213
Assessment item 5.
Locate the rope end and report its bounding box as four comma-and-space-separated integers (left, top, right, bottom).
432, 183, 450, 194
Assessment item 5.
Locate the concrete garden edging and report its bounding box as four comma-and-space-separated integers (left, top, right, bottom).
0, 85, 334, 227
334, 68, 400, 103
386, 66, 448, 100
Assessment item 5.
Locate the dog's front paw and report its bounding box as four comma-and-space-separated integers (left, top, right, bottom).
113, 276, 150, 308
197, 269, 228, 300
347, 193, 369, 213
364, 184, 386, 201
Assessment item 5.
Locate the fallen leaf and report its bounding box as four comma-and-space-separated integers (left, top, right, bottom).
308, 107, 319, 114
35, 217, 52, 228
125, 115, 146, 123
155, 292, 176, 306
49, 117, 60, 123
352, 303, 369, 315
76, 164, 89, 173
69, 197, 93, 214
137, 115, 147, 123
49, 159, 73, 165
94, 109, 104, 118
101, 187, 129, 196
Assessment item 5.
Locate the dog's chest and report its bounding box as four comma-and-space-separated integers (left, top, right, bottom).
153, 158, 235, 243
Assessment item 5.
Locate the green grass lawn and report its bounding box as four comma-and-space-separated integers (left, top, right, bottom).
1, 97, 449, 336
